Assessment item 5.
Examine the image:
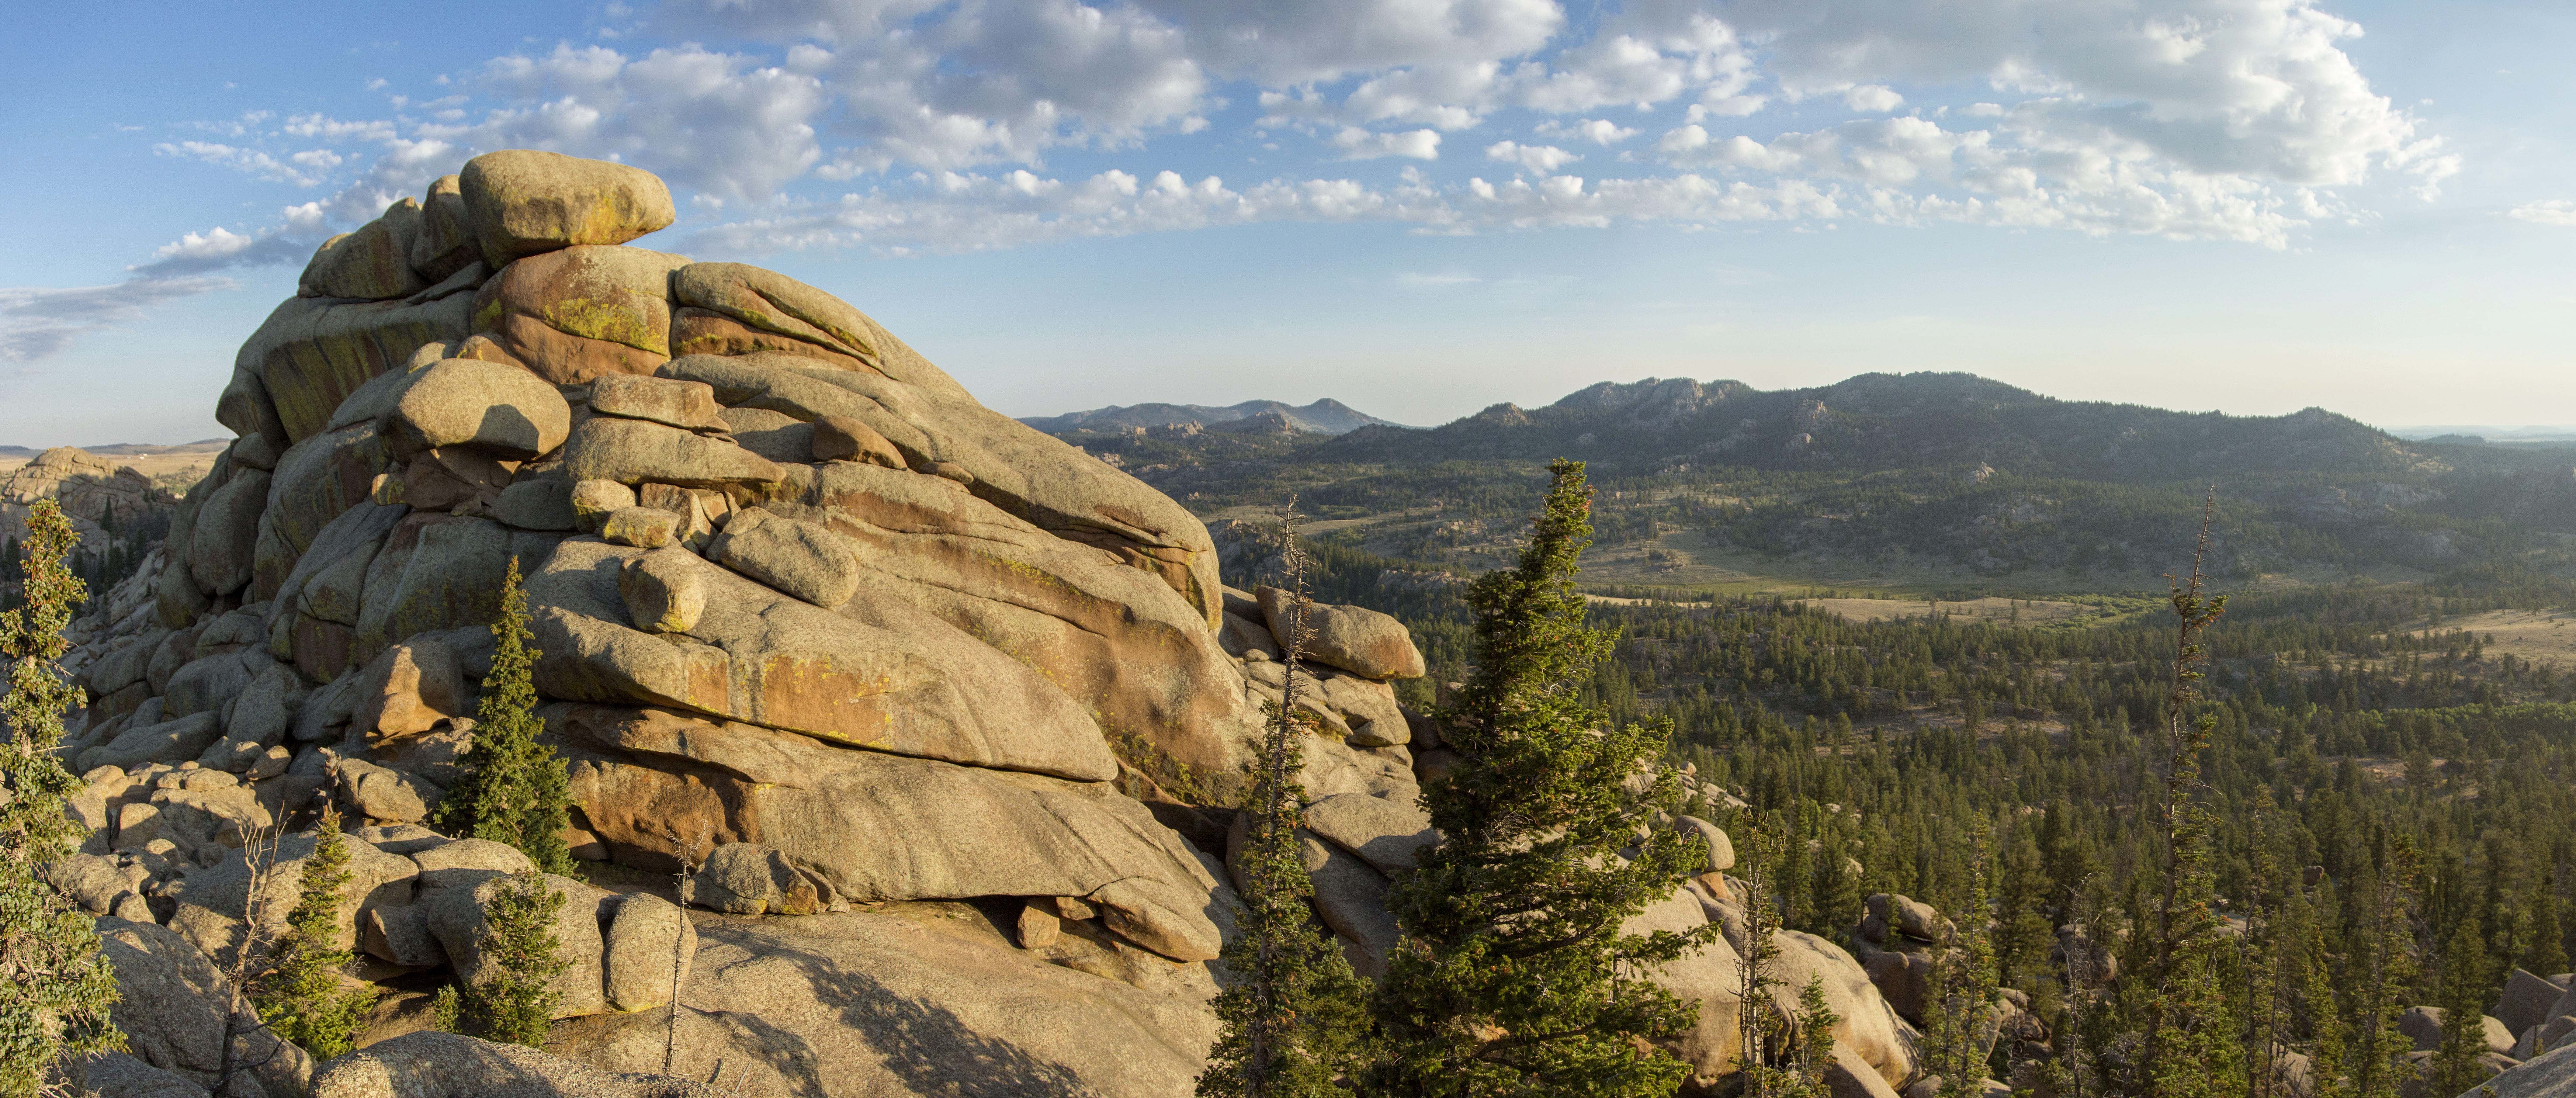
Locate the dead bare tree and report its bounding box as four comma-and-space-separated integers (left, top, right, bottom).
663, 824, 710, 1078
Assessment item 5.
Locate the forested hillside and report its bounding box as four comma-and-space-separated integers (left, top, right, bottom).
1155, 369, 2576, 1090
1247, 499, 2576, 1093
1061, 372, 2576, 590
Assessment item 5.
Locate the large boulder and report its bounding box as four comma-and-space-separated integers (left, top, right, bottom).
97, 918, 313, 1098
550, 707, 1214, 960
557, 416, 784, 487
383, 357, 574, 460
302, 200, 428, 301
658, 353, 1222, 625
468, 245, 693, 384
706, 507, 859, 608
792, 461, 1256, 787
548, 911, 1215, 1098
459, 150, 676, 269
312, 1031, 721, 1098
1257, 586, 1427, 680
601, 892, 696, 1012
235, 286, 479, 447
531, 542, 1119, 781
421, 871, 612, 1018
1301, 792, 1436, 875
1298, 831, 1399, 978
2500, 968, 2566, 1038
163, 830, 419, 950
353, 513, 561, 663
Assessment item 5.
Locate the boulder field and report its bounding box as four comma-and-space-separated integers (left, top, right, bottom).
54, 149, 1919, 1097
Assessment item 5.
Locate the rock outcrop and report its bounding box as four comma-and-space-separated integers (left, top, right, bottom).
54, 148, 1918, 1098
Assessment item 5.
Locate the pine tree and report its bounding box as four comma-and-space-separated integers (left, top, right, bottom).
435, 557, 572, 874
1202, 520, 1372, 1098
2429, 920, 2493, 1098
2526, 859, 2568, 976
1808, 819, 1861, 943
2134, 493, 2246, 1098
253, 807, 375, 1059
1736, 815, 1789, 1098
463, 866, 567, 1048
1787, 976, 1840, 1098
1926, 820, 1999, 1098
2349, 842, 2424, 1098
1993, 827, 2056, 993
1375, 459, 1718, 1098
0, 498, 124, 1091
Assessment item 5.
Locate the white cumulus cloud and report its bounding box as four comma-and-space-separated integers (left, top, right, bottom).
1486, 141, 1582, 173
1332, 127, 1443, 160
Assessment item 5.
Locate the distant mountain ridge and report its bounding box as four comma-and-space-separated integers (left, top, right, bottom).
0, 439, 229, 459
1318, 372, 2440, 483
1021, 399, 1402, 435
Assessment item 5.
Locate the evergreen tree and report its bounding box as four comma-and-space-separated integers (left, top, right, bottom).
1202, 522, 1372, 1098
2429, 921, 2493, 1098
1735, 815, 1789, 1098
1787, 976, 1840, 1098
2134, 496, 2246, 1098
2348, 843, 2424, 1098
1807, 819, 1860, 943
463, 866, 567, 1048
253, 807, 375, 1059
435, 557, 573, 874
1375, 459, 1717, 1098
2526, 859, 2568, 976
1993, 827, 2057, 994
0, 499, 123, 1091
1926, 820, 1999, 1098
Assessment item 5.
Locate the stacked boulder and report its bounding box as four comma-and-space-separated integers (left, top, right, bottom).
54, 148, 1926, 1098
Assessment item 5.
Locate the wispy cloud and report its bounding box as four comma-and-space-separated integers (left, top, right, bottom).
0, 277, 236, 363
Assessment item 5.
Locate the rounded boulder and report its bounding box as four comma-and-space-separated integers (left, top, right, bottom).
460, 150, 676, 269
384, 358, 572, 461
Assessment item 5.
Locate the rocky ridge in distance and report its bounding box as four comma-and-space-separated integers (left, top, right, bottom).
1020, 397, 1402, 436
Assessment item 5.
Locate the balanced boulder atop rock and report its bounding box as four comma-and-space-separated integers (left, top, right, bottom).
1257, 585, 1427, 680
459, 150, 676, 269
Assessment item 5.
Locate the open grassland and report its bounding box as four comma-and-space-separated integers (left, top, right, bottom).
2404, 608, 2576, 668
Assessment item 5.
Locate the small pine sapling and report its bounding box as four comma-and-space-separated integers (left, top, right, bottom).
253, 807, 376, 1059
464, 866, 568, 1048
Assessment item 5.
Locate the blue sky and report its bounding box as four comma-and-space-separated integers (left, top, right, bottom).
3, 0, 2571, 445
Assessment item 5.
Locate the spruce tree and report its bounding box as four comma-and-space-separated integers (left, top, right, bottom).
1375, 459, 1717, 1098
435, 557, 573, 874
0, 499, 123, 1091
253, 807, 375, 1059
1202, 521, 1371, 1098
463, 866, 568, 1048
